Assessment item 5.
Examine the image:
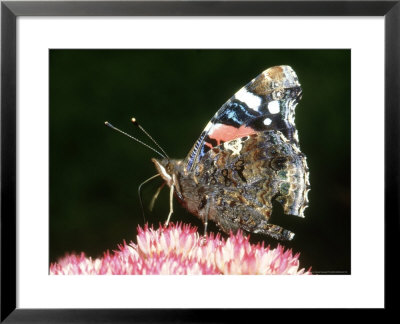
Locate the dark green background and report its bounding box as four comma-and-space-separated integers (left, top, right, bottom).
50, 50, 350, 274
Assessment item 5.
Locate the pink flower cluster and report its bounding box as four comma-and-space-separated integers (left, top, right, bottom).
50, 223, 311, 275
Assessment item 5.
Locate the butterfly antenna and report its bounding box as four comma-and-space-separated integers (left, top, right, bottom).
138, 174, 160, 223
105, 121, 166, 159
131, 117, 170, 159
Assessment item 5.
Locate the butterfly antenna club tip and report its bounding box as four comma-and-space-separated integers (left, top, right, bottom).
105, 121, 118, 130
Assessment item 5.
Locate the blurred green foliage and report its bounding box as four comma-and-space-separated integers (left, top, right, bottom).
50, 50, 350, 273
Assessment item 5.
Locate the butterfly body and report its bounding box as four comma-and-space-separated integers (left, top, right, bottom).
152, 65, 310, 241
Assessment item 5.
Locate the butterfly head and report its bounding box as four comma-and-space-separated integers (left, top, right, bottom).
152, 158, 183, 198
152, 158, 173, 185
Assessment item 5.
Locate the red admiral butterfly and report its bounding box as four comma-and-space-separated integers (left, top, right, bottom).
106, 65, 310, 241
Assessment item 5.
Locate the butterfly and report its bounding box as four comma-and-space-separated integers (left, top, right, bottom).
150, 65, 310, 241
106, 65, 310, 241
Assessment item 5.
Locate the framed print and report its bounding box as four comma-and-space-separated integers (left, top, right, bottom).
48, 49, 348, 277
1, 0, 398, 321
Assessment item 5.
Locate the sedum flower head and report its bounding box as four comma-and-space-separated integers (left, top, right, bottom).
50, 223, 311, 275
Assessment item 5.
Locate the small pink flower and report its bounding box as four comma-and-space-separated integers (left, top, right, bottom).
50, 223, 311, 275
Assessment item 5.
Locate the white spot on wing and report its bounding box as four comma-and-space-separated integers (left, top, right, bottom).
268, 101, 280, 114
263, 118, 272, 126
223, 139, 243, 156
234, 88, 262, 111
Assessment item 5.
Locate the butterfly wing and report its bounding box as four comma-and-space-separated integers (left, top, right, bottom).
191, 131, 310, 240
184, 65, 303, 172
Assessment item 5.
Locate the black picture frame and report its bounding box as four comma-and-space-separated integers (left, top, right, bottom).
1, 0, 398, 321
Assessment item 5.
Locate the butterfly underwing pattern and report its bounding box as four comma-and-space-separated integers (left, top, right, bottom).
152, 65, 310, 241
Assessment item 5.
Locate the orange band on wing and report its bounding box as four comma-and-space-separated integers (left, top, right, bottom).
208, 124, 256, 147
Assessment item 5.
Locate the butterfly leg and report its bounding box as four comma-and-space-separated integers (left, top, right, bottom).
200, 195, 214, 245
149, 182, 165, 212
138, 174, 160, 223
165, 184, 175, 226
203, 199, 210, 237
